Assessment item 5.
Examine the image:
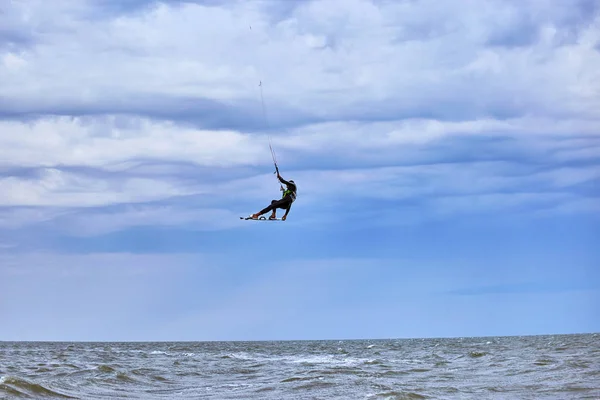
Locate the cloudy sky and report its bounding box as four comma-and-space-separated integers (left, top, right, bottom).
1, 0, 598, 341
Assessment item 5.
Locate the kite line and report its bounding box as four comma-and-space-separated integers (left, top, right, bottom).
252, 25, 283, 191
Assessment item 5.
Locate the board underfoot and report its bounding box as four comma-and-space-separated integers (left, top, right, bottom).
240, 216, 283, 221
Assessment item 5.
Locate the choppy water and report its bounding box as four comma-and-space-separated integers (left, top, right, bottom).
1, 333, 598, 399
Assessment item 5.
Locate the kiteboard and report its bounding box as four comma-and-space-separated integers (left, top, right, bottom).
240, 216, 283, 221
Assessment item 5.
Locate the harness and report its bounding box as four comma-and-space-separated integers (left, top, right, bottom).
282, 187, 297, 202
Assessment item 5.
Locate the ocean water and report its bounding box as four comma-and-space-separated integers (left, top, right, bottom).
1, 333, 598, 399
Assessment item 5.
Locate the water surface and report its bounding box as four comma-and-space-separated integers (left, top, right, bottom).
1, 333, 598, 399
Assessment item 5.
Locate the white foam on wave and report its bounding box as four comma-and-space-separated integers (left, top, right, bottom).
225, 352, 254, 360
218, 351, 367, 367
218, 350, 376, 368
290, 354, 364, 367
291, 355, 336, 364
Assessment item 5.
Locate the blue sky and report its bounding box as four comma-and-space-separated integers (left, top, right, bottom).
0, 0, 598, 341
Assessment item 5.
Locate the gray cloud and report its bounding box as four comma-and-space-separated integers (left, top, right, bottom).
1, 0, 598, 126
0, 0, 598, 237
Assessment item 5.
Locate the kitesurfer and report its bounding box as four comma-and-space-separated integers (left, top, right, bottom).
250, 173, 297, 220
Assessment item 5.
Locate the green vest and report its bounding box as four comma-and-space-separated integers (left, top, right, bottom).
282, 188, 297, 201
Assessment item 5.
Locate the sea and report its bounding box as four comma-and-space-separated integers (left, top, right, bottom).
1, 333, 598, 399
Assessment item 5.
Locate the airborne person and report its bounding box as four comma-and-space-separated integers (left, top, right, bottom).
249, 173, 297, 221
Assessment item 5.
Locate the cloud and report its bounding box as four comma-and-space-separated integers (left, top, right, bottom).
0, 0, 598, 236
1, 0, 599, 124
0, 167, 195, 207
1, 0, 598, 343
0, 116, 267, 169
0, 129, 597, 234
48, 204, 242, 236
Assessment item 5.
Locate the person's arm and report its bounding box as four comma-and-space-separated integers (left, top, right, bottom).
277, 173, 290, 186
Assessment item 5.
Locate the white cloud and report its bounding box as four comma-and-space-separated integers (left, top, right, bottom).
0, 117, 267, 169
0, 167, 199, 206
0, 0, 598, 233
0, 0, 598, 119
276, 117, 600, 157
1, 115, 598, 173
273, 162, 598, 203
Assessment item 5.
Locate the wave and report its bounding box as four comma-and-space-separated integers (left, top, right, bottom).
0, 376, 78, 399
367, 391, 427, 399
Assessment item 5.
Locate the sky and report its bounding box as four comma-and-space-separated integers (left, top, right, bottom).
0, 0, 599, 342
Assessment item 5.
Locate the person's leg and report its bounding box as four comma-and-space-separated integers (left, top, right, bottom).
272, 198, 292, 219
268, 200, 278, 219
281, 204, 291, 221
252, 199, 288, 219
